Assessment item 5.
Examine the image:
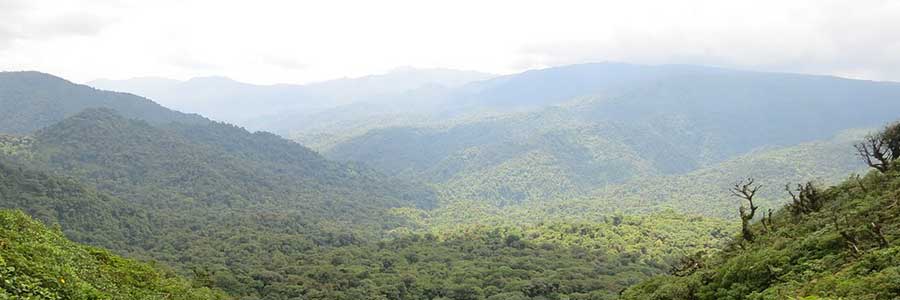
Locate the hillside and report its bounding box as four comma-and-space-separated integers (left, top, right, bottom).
324, 64, 900, 212
4, 67, 898, 299
0, 107, 438, 297
0, 158, 151, 253
26, 108, 434, 213
0, 110, 736, 300
0, 71, 208, 134
622, 154, 900, 298
328, 109, 870, 215
580, 129, 868, 218
0, 209, 226, 299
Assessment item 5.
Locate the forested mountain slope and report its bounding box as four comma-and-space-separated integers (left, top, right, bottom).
4, 68, 896, 299
0, 107, 437, 297
326, 64, 900, 210
0, 71, 208, 134
0, 110, 735, 300
0, 209, 226, 299
0, 158, 149, 252
26, 108, 434, 213
623, 140, 900, 299
0, 158, 226, 299
2, 136, 737, 300
580, 129, 868, 218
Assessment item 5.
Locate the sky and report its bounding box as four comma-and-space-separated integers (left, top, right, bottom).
1, 0, 899, 84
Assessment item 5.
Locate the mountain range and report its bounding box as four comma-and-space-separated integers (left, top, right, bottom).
84, 63, 900, 218
319, 64, 900, 214
88, 67, 493, 127
3, 63, 899, 299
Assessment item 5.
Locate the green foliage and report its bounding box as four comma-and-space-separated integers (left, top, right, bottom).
0, 107, 739, 300
327, 109, 870, 218
0, 158, 146, 252
1, 108, 437, 298
9, 69, 897, 300
587, 130, 868, 218
322, 64, 900, 214
0, 210, 226, 300
0, 136, 33, 159
255, 213, 730, 300
327, 112, 666, 207
27, 108, 435, 213
0, 151, 734, 300
622, 165, 900, 300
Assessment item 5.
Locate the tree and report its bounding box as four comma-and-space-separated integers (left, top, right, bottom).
855, 122, 900, 173
731, 178, 761, 242
785, 182, 823, 216
883, 121, 900, 158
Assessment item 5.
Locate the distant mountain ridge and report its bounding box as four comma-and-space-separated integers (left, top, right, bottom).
88, 67, 495, 126
0, 71, 208, 134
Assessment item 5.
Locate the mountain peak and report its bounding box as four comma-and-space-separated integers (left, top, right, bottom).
0, 70, 74, 85
0, 72, 208, 134
185, 75, 239, 84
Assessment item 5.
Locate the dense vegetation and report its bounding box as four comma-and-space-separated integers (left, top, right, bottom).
583, 130, 867, 217
0, 71, 208, 135
1, 146, 732, 299
0, 209, 226, 299
4, 69, 899, 299
27, 108, 434, 213
0, 158, 146, 252
0, 107, 439, 297
323, 64, 900, 214
0, 161, 733, 299
0, 78, 732, 299
329, 110, 867, 218
622, 124, 900, 299
273, 215, 729, 300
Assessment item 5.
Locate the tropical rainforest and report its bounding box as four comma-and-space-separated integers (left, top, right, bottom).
2, 65, 899, 300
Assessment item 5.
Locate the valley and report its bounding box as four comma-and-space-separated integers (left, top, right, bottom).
2, 63, 899, 300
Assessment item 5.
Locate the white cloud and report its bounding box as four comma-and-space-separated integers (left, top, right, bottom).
31, 12, 113, 38
516, 0, 900, 81
0, 1, 112, 44
1, 0, 899, 83
0, 0, 28, 49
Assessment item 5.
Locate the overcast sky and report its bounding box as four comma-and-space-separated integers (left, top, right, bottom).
1, 0, 899, 84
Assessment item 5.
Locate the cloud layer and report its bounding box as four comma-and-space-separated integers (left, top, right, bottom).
517, 1, 900, 81
1, 0, 899, 84
0, 0, 112, 48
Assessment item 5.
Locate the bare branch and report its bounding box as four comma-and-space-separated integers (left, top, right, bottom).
856, 122, 900, 173
732, 178, 762, 242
